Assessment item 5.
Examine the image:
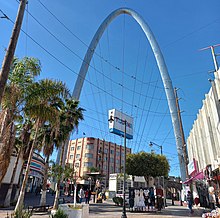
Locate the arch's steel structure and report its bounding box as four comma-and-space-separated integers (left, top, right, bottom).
72, 8, 187, 181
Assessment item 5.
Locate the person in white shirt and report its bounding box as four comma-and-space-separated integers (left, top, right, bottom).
79, 187, 85, 203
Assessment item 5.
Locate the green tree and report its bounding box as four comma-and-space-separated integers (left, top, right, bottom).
126, 152, 170, 184
0, 57, 40, 184
39, 123, 60, 206
53, 99, 84, 210
15, 79, 68, 211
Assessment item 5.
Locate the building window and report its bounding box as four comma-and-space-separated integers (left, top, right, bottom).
103, 165, 107, 170
116, 159, 119, 164
110, 150, 114, 155
98, 148, 102, 154
116, 167, 120, 173
116, 151, 120, 156
84, 162, 93, 167
110, 158, 114, 163
70, 155, 73, 159
110, 166, 114, 173
76, 154, 80, 159
104, 156, 108, 161
75, 162, 79, 167
70, 146, 74, 151
85, 153, 93, 158
77, 146, 81, 150
104, 148, 108, 154
86, 144, 94, 150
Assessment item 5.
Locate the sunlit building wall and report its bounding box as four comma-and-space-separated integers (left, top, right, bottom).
187, 70, 220, 172
66, 137, 131, 184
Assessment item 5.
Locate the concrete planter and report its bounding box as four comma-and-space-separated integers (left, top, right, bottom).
58, 204, 89, 218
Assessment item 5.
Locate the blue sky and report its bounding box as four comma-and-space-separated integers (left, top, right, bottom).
1, 0, 220, 177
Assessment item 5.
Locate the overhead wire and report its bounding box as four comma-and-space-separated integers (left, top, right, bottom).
20, 3, 168, 102
136, 74, 160, 152
24, 1, 29, 56
133, 65, 154, 152
98, 42, 109, 119
149, 106, 170, 143
6, 8, 178, 153
139, 91, 165, 151
130, 34, 141, 117
89, 58, 106, 138
106, 28, 114, 108
5, 15, 167, 116
4, 1, 206, 162
34, 0, 164, 90
131, 45, 150, 149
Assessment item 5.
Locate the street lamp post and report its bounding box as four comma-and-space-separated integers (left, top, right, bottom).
179, 181, 183, 206
108, 115, 127, 218
122, 119, 127, 218
149, 141, 163, 155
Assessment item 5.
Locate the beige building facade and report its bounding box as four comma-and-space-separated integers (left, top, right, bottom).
66, 137, 131, 185
187, 69, 220, 176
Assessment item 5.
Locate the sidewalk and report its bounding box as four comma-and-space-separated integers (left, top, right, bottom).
0, 194, 209, 218
89, 199, 205, 218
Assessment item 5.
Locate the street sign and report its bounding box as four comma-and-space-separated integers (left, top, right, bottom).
108, 109, 133, 139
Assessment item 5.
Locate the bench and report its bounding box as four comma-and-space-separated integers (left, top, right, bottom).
28, 205, 50, 214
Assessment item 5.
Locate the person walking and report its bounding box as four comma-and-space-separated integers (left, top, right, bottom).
85, 189, 89, 204
79, 187, 85, 203
187, 191, 194, 215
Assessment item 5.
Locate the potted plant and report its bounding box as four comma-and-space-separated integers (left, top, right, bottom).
57, 204, 89, 218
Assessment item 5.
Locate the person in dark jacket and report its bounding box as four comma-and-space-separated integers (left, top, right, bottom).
187, 191, 194, 214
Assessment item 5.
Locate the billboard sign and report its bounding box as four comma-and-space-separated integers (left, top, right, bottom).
108, 109, 133, 139
188, 158, 197, 176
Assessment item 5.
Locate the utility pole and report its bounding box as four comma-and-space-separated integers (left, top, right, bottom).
199, 44, 220, 72
200, 44, 220, 121
149, 141, 163, 155
174, 88, 189, 178
0, 0, 27, 104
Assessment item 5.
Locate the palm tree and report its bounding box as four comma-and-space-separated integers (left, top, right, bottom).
0, 57, 41, 184
15, 79, 68, 211
13, 119, 36, 203
53, 99, 84, 209
39, 123, 59, 206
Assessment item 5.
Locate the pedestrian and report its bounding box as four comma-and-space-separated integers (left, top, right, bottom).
187, 191, 194, 215
88, 189, 92, 203
79, 187, 85, 203
194, 195, 200, 206
85, 189, 89, 204
209, 192, 216, 210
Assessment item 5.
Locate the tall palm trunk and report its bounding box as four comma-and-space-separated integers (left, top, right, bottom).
40, 155, 50, 206
14, 119, 40, 212
4, 148, 21, 207
13, 160, 24, 202
53, 141, 65, 210
0, 117, 15, 184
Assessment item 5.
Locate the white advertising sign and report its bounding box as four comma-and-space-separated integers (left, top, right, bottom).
188, 159, 196, 176
108, 109, 133, 139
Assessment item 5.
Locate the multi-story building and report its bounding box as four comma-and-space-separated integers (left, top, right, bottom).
0, 152, 45, 203
187, 69, 220, 174
185, 69, 220, 203
65, 137, 131, 185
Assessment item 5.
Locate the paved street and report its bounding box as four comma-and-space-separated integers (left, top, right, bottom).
89, 200, 205, 218
0, 193, 209, 218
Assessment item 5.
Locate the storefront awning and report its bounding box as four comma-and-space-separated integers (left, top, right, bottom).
183, 171, 204, 184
